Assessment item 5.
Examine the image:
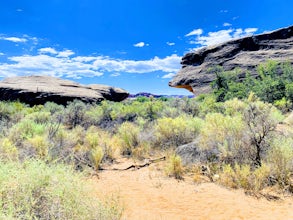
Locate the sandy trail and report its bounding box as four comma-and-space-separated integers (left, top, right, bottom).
93, 159, 293, 220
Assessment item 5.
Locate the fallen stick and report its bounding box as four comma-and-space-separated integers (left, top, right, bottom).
101, 156, 166, 171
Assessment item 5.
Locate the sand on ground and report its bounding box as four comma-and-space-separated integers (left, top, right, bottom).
92, 159, 293, 220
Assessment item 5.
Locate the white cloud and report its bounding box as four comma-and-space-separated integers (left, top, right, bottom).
245, 28, 258, 34
57, 49, 75, 57
162, 73, 176, 79
39, 48, 75, 57
110, 73, 121, 77
0, 50, 181, 79
167, 42, 175, 46
220, 10, 228, 13
92, 54, 181, 73
38, 47, 58, 55
0, 52, 4, 56
194, 29, 233, 46
223, 22, 232, 27
0, 54, 103, 78
185, 29, 203, 37
0, 37, 27, 43
133, 42, 149, 47
188, 28, 258, 47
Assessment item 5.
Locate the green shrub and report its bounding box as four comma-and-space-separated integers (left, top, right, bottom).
64, 100, 88, 128
274, 97, 292, 113
223, 98, 247, 116
118, 122, 140, 155
43, 102, 64, 115
9, 119, 46, 144
199, 113, 246, 162
210, 61, 293, 105
0, 160, 122, 219
285, 82, 293, 103
244, 101, 283, 166
27, 111, 51, 124
198, 95, 223, 117
266, 137, 293, 186
155, 115, 202, 148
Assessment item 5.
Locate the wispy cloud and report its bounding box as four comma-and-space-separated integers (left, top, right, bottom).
223, 22, 232, 27
162, 73, 176, 79
110, 73, 121, 77
56, 49, 75, 57
166, 42, 175, 46
38, 47, 58, 55
187, 27, 258, 47
92, 54, 180, 73
0, 53, 4, 56
39, 48, 75, 57
133, 42, 149, 47
0, 36, 27, 43
220, 10, 228, 13
185, 29, 203, 37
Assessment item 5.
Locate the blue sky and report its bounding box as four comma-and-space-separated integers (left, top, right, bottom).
0, 0, 292, 95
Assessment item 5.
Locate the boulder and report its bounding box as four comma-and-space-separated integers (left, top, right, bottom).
169, 25, 293, 95
175, 141, 219, 165
0, 75, 129, 105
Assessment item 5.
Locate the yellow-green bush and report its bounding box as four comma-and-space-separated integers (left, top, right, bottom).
266, 137, 293, 186
27, 111, 51, 124
27, 135, 49, 159
197, 95, 223, 117
9, 119, 46, 145
0, 160, 122, 219
0, 138, 18, 161
224, 98, 247, 116
219, 164, 237, 188
274, 97, 292, 113
219, 164, 270, 191
155, 115, 203, 148
199, 113, 246, 162
85, 126, 117, 160
118, 122, 140, 155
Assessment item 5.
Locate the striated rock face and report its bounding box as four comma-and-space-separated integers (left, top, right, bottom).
0, 76, 129, 105
169, 25, 293, 95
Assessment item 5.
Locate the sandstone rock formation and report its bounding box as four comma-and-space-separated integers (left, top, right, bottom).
0, 75, 129, 105
169, 25, 293, 95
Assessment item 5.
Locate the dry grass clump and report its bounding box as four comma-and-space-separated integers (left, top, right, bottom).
165, 154, 184, 179
218, 164, 270, 191
0, 160, 123, 219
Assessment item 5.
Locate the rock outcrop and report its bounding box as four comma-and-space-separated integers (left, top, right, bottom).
169, 25, 293, 95
175, 141, 219, 166
0, 75, 129, 105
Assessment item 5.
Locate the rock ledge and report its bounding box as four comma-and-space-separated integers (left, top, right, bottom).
169, 25, 293, 94
0, 75, 129, 105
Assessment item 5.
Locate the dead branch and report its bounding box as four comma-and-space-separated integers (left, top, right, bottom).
101, 156, 166, 171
